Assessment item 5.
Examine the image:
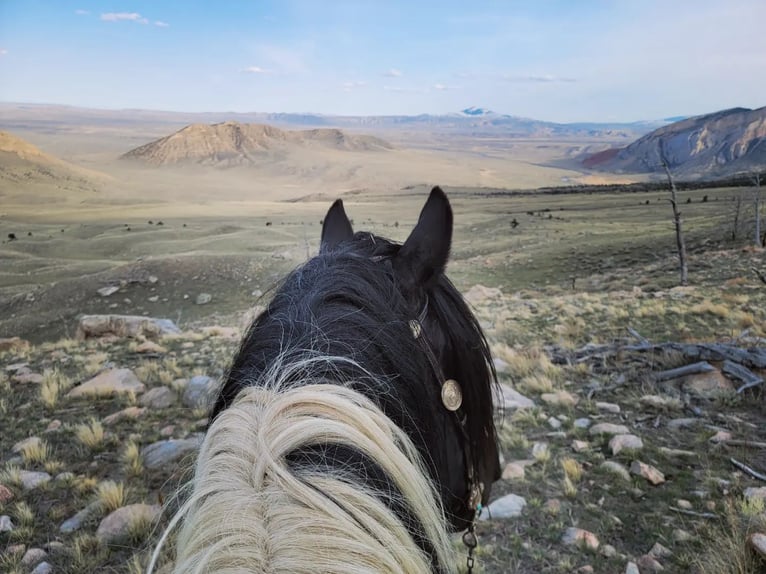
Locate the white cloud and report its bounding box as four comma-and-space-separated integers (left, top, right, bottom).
503, 74, 576, 83
383, 85, 425, 93
384, 68, 403, 77
0, 49, 7, 57
154, 20, 170, 27
433, 83, 448, 91
242, 66, 272, 74
100, 12, 149, 24
342, 80, 367, 92
75, 9, 89, 15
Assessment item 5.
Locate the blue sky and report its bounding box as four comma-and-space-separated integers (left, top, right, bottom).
0, 1, 764, 122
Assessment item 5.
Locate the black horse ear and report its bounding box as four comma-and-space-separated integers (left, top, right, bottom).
394, 186, 453, 287
321, 199, 354, 252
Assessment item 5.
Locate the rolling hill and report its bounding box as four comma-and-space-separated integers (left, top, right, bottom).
584, 106, 766, 178
120, 122, 393, 167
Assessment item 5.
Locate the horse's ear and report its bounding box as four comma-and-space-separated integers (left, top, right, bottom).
321, 199, 354, 252
394, 186, 453, 287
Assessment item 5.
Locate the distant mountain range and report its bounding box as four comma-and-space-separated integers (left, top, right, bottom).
121, 122, 392, 167
584, 107, 766, 178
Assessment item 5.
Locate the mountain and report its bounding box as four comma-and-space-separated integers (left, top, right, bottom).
583, 107, 766, 178
0, 130, 105, 192
120, 122, 393, 167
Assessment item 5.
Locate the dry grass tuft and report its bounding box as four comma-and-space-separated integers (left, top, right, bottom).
561, 457, 583, 482
562, 475, 578, 498
20, 439, 51, 465
40, 368, 72, 410
12, 501, 35, 527
96, 480, 127, 513
75, 419, 106, 451
122, 440, 144, 477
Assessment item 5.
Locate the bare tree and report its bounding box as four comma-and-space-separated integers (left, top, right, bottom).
659, 141, 688, 285
752, 172, 762, 247
732, 189, 744, 241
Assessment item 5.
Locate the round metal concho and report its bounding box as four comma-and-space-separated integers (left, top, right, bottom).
441, 379, 463, 411
409, 319, 422, 339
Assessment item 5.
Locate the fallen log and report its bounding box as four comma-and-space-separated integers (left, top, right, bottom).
721, 360, 765, 393
654, 361, 715, 382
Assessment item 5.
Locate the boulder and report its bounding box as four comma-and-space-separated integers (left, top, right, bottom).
76, 314, 180, 340
67, 368, 145, 398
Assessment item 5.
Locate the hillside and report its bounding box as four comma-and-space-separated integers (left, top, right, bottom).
584, 107, 766, 178
120, 122, 393, 167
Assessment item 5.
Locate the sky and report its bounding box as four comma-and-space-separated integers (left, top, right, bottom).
0, 1, 765, 123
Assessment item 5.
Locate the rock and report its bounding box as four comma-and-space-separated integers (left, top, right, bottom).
76, 314, 181, 340
60, 501, 101, 533
45, 420, 62, 432
201, 326, 240, 340
574, 418, 591, 429
31, 562, 53, 574
676, 499, 692, 510
0, 484, 14, 503
681, 368, 736, 399
748, 533, 766, 560
12, 436, 41, 454
649, 542, 672, 559
600, 461, 632, 481
55, 472, 74, 482
666, 418, 700, 429
625, 562, 640, 574
135, 341, 167, 354
561, 527, 599, 550
19, 470, 51, 490
21, 547, 47, 567
658, 446, 697, 458
5, 362, 29, 372
142, 436, 203, 469
479, 493, 527, 520
67, 368, 145, 398
44, 541, 65, 554
103, 406, 146, 425
139, 386, 177, 409
641, 395, 682, 410
572, 440, 590, 453
96, 504, 161, 544
609, 434, 644, 455
543, 498, 561, 515
493, 357, 509, 374
0, 337, 31, 353
12, 370, 43, 384
0, 515, 14, 532
637, 554, 664, 572
182, 375, 219, 410
195, 293, 212, 305
744, 487, 766, 501
630, 461, 665, 485
160, 425, 175, 437
532, 442, 549, 460
590, 423, 630, 437
708, 430, 732, 443
502, 460, 535, 480
576, 567, 594, 574
464, 284, 503, 305
97, 285, 120, 297
493, 384, 535, 410
673, 528, 693, 542
547, 417, 562, 430
596, 401, 620, 413
540, 390, 578, 407
600, 544, 618, 558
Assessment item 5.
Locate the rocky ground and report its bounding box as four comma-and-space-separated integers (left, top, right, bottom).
1, 274, 766, 573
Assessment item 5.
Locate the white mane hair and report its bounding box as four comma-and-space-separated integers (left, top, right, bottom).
149, 354, 457, 573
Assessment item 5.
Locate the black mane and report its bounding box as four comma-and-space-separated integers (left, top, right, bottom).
211, 191, 500, 566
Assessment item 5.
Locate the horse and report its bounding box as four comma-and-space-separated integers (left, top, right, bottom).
151, 187, 501, 573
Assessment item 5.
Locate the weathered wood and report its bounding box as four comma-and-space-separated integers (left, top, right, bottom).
731, 458, 766, 482
753, 266, 766, 286
669, 506, 718, 519
722, 439, 766, 449
660, 141, 689, 286
721, 360, 765, 393
626, 326, 650, 345
654, 361, 715, 382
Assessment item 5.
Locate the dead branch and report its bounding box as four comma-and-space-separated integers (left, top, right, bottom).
654, 361, 715, 382
753, 266, 766, 285
722, 439, 766, 449
627, 326, 650, 345
730, 457, 766, 482
721, 360, 765, 393
669, 506, 718, 519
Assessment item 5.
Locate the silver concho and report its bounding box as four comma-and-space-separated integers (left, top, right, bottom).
409, 319, 422, 339
441, 379, 463, 411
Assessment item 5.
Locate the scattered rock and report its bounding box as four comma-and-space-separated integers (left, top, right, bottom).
561, 527, 599, 550
502, 460, 535, 480
201, 326, 240, 339
96, 503, 161, 544
0, 484, 14, 503
657, 446, 697, 458
142, 436, 203, 469
0, 337, 31, 353
673, 528, 693, 543
159, 425, 176, 437
625, 562, 640, 574
493, 384, 535, 410
572, 440, 590, 453
600, 461, 632, 481
600, 544, 617, 558
5, 362, 29, 372
744, 486, 766, 501
676, 499, 692, 510
637, 554, 664, 572
195, 293, 212, 305
12, 370, 44, 384
182, 375, 219, 410
139, 386, 177, 409
21, 547, 47, 567
708, 430, 732, 443
649, 542, 672, 559
629, 461, 665, 485
532, 442, 549, 460
666, 418, 699, 429
97, 285, 120, 297
76, 314, 180, 340
135, 341, 167, 354
479, 493, 527, 519
590, 423, 630, 437
464, 284, 503, 305
19, 470, 51, 490
547, 416, 562, 429
540, 390, 578, 407
493, 357, 509, 374
574, 418, 591, 429
31, 562, 53, 574
748, 533, 766, 560
60, 501, 102, 533
67, 368, 145, 398
543, 498, 561, 515
103, 406, 147, 425
596, 401, 620, 413
45, 420, 62, 433
12, 436, 41, 454
641, 395, 682, 410
0, 515, 14, 532
576, 566, 594, 574
681, 368, 736, 399
609, 434, 644, 455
